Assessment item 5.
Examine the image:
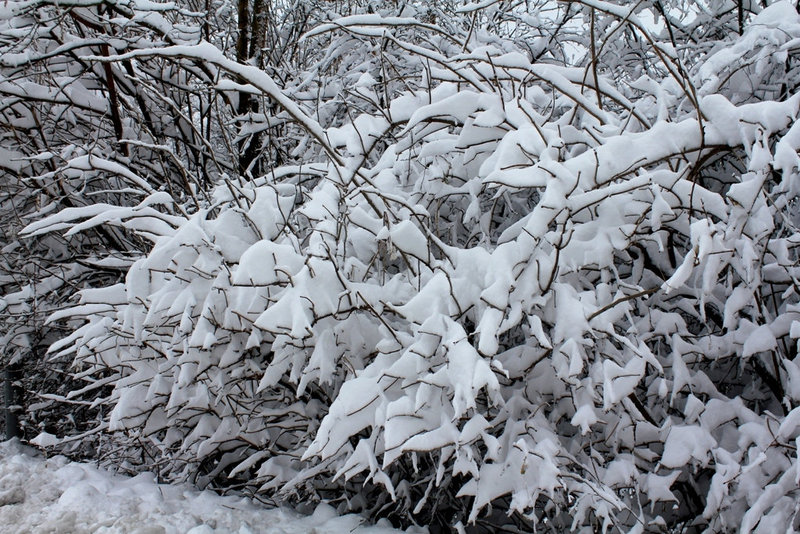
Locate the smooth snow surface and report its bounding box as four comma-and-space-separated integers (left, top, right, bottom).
0, 440, 419, 534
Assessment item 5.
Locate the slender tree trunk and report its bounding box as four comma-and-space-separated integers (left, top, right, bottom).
250, 0, 269, 71
236, 0, 270, 178
236, 0, 250, 103
738, 0, 744, 35
4, 360, 23, 439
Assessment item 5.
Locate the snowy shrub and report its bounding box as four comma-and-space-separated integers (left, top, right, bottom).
0, 0, 225, 440
8, 0, 800, 531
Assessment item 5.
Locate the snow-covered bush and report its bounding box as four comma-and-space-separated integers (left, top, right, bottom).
0, 0, 221, 440
9, 0, 800, 531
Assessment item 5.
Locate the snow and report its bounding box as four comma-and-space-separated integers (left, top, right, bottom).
750, 0, 800, 27
0, 440, 417, 534
301, 15, 440, 41
660, 424, 717, 468
742, 324, 778, 357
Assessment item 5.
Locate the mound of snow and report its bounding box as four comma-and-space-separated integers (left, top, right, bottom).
0, 440, 422, 534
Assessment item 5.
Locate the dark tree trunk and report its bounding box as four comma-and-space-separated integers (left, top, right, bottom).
738, 0, 744, 35
4, 359, 23, 439
236, 0, 270, 178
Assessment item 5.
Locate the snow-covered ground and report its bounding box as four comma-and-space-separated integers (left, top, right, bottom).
0, 440, 421, 534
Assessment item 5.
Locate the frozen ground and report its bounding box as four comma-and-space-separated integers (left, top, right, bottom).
0, 440, 421, 534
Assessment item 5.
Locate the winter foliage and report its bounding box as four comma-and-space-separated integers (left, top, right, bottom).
4, 0, 800, 531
